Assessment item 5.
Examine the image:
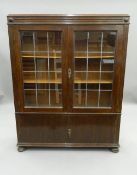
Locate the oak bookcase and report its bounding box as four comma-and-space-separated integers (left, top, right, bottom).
8, 14, 130, 152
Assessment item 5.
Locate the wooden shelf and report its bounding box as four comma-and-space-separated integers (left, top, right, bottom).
75, 55, 114, 59
22, 55, 114, 59
24, 79, 62, 84
24, 79, 112, 84
75, 80, 112, 84
22, 55, 61, 59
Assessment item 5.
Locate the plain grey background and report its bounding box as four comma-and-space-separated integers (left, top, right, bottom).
0, 1, 137, 175
0, 0, 137, 103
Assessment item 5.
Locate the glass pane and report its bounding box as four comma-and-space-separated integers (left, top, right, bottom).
74, 32, 87, 58
21, 32, 33, 51
73, 31, 116, 108
75, 59, 87, 71
87, 91, 99, 107
88, 60, 100, 71
21, 31, 63, 107
37, 90, 49, 106
74, 90, 86, 107
36, 59, 48, 71
100, 91, 112, 107
35, 32, 48, 52
101, 72, 113, 83
24, 90, 36, 106
50, 90, 62, 107
22, 59, 35, 71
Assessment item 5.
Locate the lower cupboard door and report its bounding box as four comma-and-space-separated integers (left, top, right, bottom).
68, 115, 120, 144
16, 114, 67, 144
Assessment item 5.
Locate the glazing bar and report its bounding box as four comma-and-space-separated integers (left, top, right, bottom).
47, 32, 51, 106
54, 50, 60, 104
98, 32, 104, 107
85, 32, 89, 106
33, 32, 38, 106
78, 84, 81, 105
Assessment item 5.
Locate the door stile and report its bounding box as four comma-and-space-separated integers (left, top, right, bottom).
66, 26, 74, 112
62, 25, 70, 112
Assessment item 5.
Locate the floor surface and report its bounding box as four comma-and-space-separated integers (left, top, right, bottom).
0, 102, 137, 175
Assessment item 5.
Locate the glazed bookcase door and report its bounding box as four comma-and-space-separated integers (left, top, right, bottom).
69, 25, 124, 113
14, 26, 68, 112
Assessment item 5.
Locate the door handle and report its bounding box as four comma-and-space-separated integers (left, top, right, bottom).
68, 68, 71, 79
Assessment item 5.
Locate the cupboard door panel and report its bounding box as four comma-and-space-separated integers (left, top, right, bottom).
68, 25, 125, 113
10, 25, 68, 112
16, 114, 67, 143
68, 115, 120, 144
